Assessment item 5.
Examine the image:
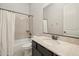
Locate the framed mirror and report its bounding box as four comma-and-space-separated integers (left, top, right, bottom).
43, 3, 79, 38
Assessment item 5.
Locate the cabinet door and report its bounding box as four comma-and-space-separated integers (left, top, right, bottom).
32, 41, 37, 48
32, 47, 42, 56
32, 41, 42, 56
32, 41, 58, 56
37, 43, 53, 56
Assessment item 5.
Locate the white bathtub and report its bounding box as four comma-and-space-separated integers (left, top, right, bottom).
14, 38, 32, 56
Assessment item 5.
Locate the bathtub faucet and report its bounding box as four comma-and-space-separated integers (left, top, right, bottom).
26, 30, 32, 38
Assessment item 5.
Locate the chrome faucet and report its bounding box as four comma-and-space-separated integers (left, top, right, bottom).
51, 35, 58, 40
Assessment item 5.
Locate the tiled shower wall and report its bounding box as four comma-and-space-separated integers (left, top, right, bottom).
15, 14, 29, 39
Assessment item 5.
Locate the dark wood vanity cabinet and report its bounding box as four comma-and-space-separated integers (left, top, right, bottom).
32, 40, 58, 56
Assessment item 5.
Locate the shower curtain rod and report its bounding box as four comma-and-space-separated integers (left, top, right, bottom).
0, 8, 33, 17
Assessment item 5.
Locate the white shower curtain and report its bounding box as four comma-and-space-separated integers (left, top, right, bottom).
0, 9, 15, 56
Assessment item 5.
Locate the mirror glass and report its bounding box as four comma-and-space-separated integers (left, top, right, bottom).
43, 3, 79, 38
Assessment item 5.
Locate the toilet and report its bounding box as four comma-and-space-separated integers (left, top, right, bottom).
14, 38, 32, 56
22, 43, 32, 56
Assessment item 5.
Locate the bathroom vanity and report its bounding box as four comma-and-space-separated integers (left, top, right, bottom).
32, 36, 79, 56
32, 40, 58, 56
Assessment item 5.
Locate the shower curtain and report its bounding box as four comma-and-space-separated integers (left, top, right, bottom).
0, 9, 15, 56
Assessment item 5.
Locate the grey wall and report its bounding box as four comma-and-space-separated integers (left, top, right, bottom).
0, 3, 29, 14
30, 3, 46, 35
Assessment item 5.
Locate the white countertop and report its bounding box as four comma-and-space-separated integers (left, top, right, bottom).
32, 36, 79, 56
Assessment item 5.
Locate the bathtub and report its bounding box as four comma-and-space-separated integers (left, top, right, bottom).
14, 38, 32, 56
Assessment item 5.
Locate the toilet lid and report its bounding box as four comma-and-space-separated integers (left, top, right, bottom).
22, 43, 32, 49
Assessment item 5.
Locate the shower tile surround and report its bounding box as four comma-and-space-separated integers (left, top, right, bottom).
15, 14, 29, 39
